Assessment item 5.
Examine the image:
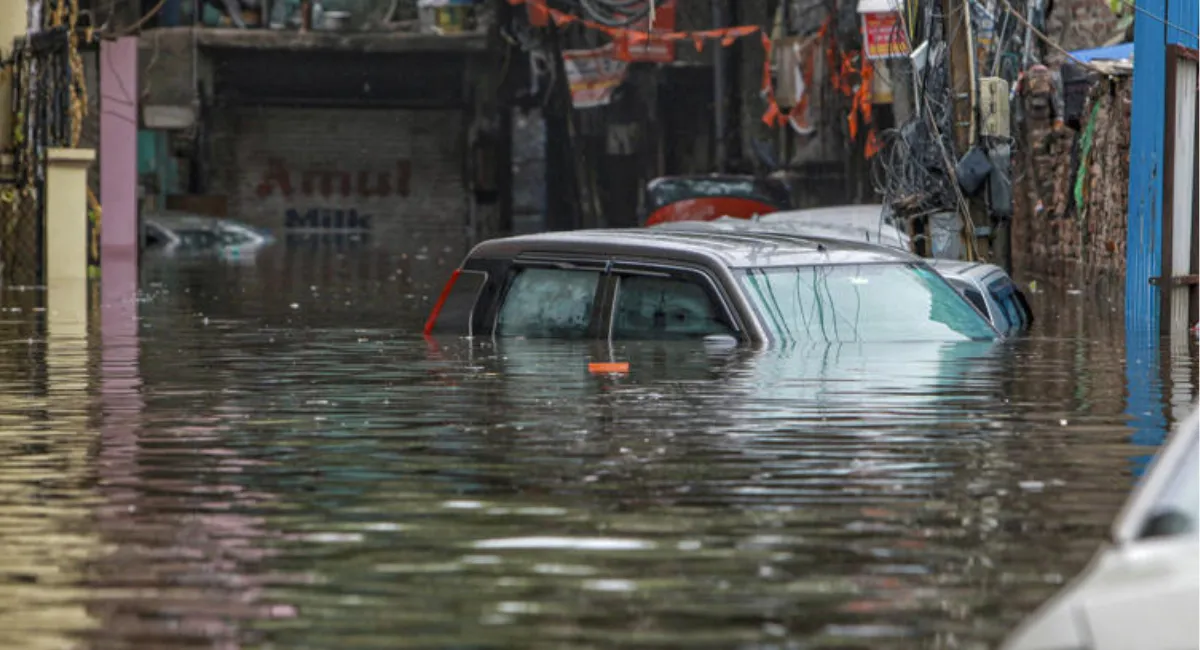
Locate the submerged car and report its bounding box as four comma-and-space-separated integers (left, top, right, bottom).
144, 212, 274, 257
424, 229, 1000, 346
925, 259, 1033, 337
651, 215, 1033, 335
1002, 403, 1199, 650
641, 174, 793, 227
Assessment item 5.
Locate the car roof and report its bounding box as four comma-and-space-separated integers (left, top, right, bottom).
146, 211, 225, 231
768, 204, 886, 221
467, 228, 918, 269
653, 212, 910, 250
924, 259, 1008, 280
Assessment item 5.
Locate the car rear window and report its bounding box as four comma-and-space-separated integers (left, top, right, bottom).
737, 263, 997, 343
496, 267, 601, 339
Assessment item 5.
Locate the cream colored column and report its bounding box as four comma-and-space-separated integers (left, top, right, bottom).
45, 148, 95, 282
0, 2, 26, 171
33, 149, 100, 645
45, 147, 96, 336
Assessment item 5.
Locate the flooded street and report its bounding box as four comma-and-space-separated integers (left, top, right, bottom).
0, 249, 1195, 650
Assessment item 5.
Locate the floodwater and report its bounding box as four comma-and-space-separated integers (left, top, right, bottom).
0, 247, 1195, 650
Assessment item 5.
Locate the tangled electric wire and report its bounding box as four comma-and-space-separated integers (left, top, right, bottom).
872, 0, 1032, 221
871, 37, 959, 218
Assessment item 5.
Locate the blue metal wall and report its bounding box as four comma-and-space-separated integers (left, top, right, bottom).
1166, 0, 1198, 50
1126, 0, 1167, 331
1127, 0, 1200, 331
1124, 0, 1197, 463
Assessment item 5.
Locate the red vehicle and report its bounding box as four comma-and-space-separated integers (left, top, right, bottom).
641, 174, 794, 227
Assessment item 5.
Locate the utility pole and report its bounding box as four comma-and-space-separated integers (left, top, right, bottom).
711, 0, 727, 172
942, 0, 976, 159
940, 0, 989, 261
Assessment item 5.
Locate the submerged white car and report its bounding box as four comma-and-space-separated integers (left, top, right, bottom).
144, 212, 274, 258
925, 259, 1033, 336
653, 204, 912, 251
1002, 404, 1199, 650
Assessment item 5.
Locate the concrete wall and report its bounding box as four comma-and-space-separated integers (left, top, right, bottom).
1042, 0, 1121, 65
209, 106, 469, 263
1012, 73, 1132, 286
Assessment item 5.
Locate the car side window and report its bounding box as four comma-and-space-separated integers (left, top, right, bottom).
495, 267, 601, 339
176, 229, 220, 249
611, 273, 734, 341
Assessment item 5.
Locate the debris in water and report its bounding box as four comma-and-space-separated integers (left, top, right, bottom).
588, 362, 630, 375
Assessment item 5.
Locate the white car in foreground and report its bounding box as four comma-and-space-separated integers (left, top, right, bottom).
1002, 404, 1199, 650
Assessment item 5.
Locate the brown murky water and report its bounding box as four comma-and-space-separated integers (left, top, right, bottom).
0, 247, 1195, 650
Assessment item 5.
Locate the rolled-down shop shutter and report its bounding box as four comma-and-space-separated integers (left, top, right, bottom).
227, 106, 469, 257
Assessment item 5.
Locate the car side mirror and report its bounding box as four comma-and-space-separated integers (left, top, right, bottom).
1137, 508, 1194, 540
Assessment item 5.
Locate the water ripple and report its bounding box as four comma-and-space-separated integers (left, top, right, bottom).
0, 269, 1191, 649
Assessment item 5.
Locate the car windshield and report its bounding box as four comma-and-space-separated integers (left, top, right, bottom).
647, 178, 791, 211
737, 263, 998, 343
218, 225, 259, 247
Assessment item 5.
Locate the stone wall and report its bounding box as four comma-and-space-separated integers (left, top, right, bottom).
1012, 72, 1132, 285
1043, 0, 1122, 66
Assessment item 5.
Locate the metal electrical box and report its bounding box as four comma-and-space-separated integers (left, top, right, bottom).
775, 37, 802, 109
978, 77, 1011, 138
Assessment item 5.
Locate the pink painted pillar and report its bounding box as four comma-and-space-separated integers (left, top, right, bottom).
100, 36, 140, 300
98, 37, 143, 484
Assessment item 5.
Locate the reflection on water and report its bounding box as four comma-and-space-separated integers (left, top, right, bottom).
0, 251, 1194, 650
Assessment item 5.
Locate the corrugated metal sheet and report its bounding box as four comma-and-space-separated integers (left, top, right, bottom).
1167, 0, 1199, 49
211, 50, 471, 108
1124, 0, 1173, 463
1125, 0, 1167, 333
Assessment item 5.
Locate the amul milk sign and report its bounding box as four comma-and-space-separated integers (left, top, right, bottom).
255, 157, 413, 233
231, 107, 467, 247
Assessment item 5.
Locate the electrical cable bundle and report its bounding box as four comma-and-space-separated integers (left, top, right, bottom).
872, 0, 1035, 221
872, 35, 960, 219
